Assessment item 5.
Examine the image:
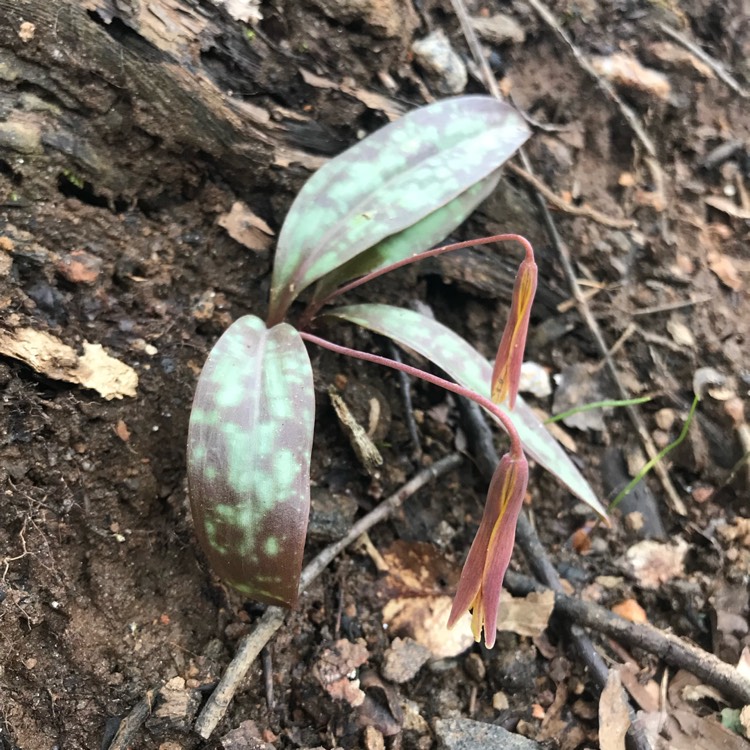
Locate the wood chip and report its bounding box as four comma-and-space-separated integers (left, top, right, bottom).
599, 671, 630, 750
0, 328, 137, 399
591, 53, 671, 100
705, 195, 750, 221
611, 598, 648, 624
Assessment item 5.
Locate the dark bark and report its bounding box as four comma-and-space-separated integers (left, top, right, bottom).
0, 0, 325, 205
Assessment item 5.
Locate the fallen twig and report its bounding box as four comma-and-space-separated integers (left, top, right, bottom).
506, 162, 636, 229
504, 570, 750, 706
385, 339, 422, 459
657, 22, 749, 99
457, 398, 652, 750
105, 688, 159, 750
193, 452, 463, 739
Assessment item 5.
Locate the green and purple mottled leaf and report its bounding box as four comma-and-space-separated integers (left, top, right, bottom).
327, 304, 607, 518
310, 171, 502, 306
268, 96, 531, 323
187, 315, 315, 607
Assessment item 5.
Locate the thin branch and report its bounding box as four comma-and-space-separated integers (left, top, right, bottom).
193, 453, 463, 739
105, 689, 159, 750
657, 21, 749, 99
506, 162, 636, 229
504, 570, 750, 706
384, 339, 422, 459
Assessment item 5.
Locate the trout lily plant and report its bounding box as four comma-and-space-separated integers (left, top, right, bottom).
187, 96, 606, 647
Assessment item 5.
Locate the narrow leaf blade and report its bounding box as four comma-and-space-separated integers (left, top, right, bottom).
187, 316, 315, 607
269, 96, 530, 321
311, 171, 502, 304
327, 304, 606, 517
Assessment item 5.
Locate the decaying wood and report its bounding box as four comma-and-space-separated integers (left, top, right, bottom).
0, 0, 326, 204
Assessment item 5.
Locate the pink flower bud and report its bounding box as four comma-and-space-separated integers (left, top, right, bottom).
491, 253, 537, 409
447, 452, 529, 648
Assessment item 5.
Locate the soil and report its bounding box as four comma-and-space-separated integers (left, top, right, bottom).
1, 1, 749, 749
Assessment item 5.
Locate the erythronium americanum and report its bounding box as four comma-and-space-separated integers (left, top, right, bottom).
187, 95, 606, 647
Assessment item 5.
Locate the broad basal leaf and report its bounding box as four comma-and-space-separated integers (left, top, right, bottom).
327, 304, 607, 517
310, 171, 502, 306
187, 316, 315, 607
268, 96, 530, 323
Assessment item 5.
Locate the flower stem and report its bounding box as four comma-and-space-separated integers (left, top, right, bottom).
300, 331, 523, 457
299, 233, 534, 328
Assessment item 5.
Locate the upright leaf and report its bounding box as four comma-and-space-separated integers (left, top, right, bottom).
268, 96, 530, 323
187, 316, 315, 607
327, 304, 607, 517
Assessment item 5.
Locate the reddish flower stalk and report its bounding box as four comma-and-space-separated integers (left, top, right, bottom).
302, 234, 537, 648
299, 331, 523, 457
299, 234, 535, 329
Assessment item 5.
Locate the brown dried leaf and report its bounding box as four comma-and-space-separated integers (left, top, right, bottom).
616, 663, 660, 712
737, 647, 750, 680
497, 589, 555, 637
663, 708, 750, 749
706, 247, 744, 291
705, 195, 750, 221
299, 68, 405, 121
380, 540, 457, 597
218, 201, 274, 253
647, 41, 714, 78
382, 595, 474, 659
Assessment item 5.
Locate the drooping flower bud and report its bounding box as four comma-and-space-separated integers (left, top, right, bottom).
491, 251, 537, 409
447, 451, 529, 648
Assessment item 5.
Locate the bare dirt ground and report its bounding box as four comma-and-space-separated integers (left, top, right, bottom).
1, 1, 749, 748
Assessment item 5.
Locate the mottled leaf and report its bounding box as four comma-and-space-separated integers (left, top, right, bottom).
327, 304, 606, 517
310, 171, 502, 306
268, 96, 530, 323
187, 316, 315, 607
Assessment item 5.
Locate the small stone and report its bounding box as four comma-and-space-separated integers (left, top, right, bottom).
382, 637, 431, 683
463, 652, 485, 682
625, 512, 644, 532
362, 725, 385, 750
434, 718, 543, 749
56, 249, 102, 285
412, 30, 467, 95
492, 691, 509, 711
19, 21, 36, 42
471, 13, 526, 45
654, 408, 676, 431
401, 699, 430, 733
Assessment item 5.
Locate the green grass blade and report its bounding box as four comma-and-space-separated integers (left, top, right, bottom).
609, 394, 699, 512
546, 396, 653, 424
